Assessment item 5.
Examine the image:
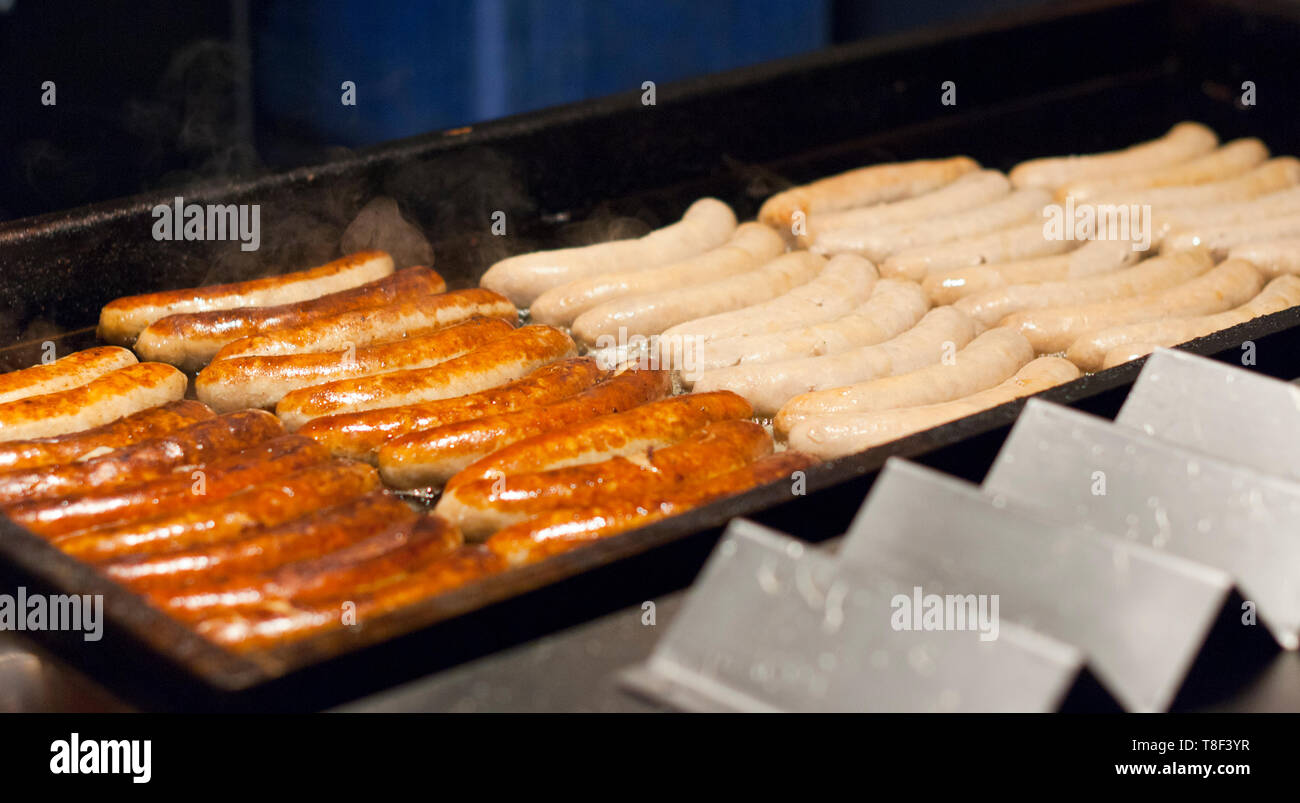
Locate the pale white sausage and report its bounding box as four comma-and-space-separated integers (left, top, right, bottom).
784, 357, 1081, 459
527, 222, 783, 326
690, 306, 977, 416
1008, 122, 1218, 190
480, 198, 737, 307
1066, 275, 1300, 371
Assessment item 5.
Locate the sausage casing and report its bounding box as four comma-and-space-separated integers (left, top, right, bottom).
0, 399, 214, 473
378, 368, 671, 488
298, 357, 605, 462
0, 347, 138, 405
135, 266, 445, 370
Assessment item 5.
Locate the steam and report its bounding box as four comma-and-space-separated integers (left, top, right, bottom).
341, 197, 434, 268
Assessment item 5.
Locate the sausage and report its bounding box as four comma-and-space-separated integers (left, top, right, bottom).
1160, 214, 1300, 259
657, 254, 877, 366
799, 169, 1010, 248
53, 460, 380, 561
774, 327, 1034, 432
0, 399, 214, 473
1006, 259, 1266, 353
573, 251, 826, 349
378, 368, 671, 489
195, 546, 505, 651
273, 325, 576, 431
662, 254, 877, 343
759, 157, 980, 233
98, 250, 395, 346
880, 221, 1077, 282
953, 249, 1214, 328
784, 357, 1081, 459
102, 490, 420, 590
1066, 275, 1300, 371
436, 419, 773, 539
689, 306, 978, 417
1008, 122, 1218, 190
297, 357, 605, 463
1228, 237, 1300, 277
0, 362, 187, 444
153, 515, 463, 620
195, 316, 515, 412
212, 288, 518, 362
811, 189, 1052, 261
921, 238, 1143, 305
134, 266, 446, 371
0, 409, 283, 505
680, 278, 931, 379
480, 198, 737, 307
485, 451, 819, 566
5, 434, 328, 538
1056, 138, 1269, 202
0, 347, 138, 405
528, 222, 784, 327
1152, 187, 1300, 239
1100, 343, 1164, 369
1090, 157, 1300, 209
445, 390, 755, 492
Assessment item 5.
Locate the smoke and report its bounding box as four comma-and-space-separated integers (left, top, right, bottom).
341, 197, 435, 269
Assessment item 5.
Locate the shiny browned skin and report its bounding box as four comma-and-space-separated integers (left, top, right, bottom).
195, 546, 505, 651
0, 362, 187, 443
195, 316, 516, 412
437, 419, 774, 538
0, 400, 214, 473
102, 490, 420, 590
378, 368, 672, 489
274, 325, 576, 430
0, 346, 138, 405
212, 287, 518, 361
485, 451, 819, 566
54, 460, 379, 561
98, 250, 395, 346
298, 357, 606, 462
446, 390, 754, 491
154, 515, 463, 620
0, 409, 283, 505
4, 435, 328, 537
135, 266, 446, 371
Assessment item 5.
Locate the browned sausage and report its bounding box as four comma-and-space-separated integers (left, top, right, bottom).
212, 287, 518, 361
436, 419, 773, 538
0, 362, 187, 442
195, 546, 505, 651
0, 346, 138, 404
4, 434, 328, 537
0, 409, 283, 505
101, 490, 420, 590
99, 251, 396, 346
53, 460, 379, 561
274, 325, 576, 431
135, 266, 446, 370
0, 400, 214, 473
153, 515, 463, 620
298, 357, 605, 463
195, 316, 516, 412
446, 390, 755, 491
485, 451, 819, 566
378, 367, 672, 489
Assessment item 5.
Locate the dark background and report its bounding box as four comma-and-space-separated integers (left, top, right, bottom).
0, 0, 1050, 223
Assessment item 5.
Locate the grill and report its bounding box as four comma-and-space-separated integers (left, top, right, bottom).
1, 0, 1298, 709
